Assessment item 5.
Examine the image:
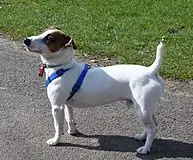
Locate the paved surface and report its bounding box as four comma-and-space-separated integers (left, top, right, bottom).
0, 37, 193, 160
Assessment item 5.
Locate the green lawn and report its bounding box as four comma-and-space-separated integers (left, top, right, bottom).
0, 0, 193, 79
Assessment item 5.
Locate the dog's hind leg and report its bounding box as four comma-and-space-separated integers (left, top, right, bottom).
46, 105, 64, 145
135, 113, 157, 142
135, 105, 157, 154
134, 105, 147, 141
64, 105, 78, 135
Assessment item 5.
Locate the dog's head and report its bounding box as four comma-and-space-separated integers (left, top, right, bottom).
24, 27, 77, 58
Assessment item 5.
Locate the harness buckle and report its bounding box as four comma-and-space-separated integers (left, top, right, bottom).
56, 69, 64, 76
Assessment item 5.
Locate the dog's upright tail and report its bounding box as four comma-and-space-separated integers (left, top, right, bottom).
149, 36, 165, 75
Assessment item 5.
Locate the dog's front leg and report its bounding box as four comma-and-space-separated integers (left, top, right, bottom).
46, 105, 64, 145
64, 105, 78, 135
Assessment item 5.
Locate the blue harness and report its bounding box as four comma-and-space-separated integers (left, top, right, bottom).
46, 64, 90, 101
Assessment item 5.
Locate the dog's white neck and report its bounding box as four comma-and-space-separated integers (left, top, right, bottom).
41, 47, 77, 79
40, 47, 75, 66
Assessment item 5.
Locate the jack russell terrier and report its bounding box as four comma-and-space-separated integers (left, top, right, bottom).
24, 27, 165, 154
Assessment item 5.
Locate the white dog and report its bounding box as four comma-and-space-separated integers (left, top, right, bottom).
24, 27, 165, 154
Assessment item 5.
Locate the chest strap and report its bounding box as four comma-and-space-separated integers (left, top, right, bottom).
46, 64, 90, 101
67, 64, 90, 101
46, 67, 72, 88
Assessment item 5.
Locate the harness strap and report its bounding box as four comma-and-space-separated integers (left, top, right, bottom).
67, 64, 90, 101
46, 67, 72, 88
45, 64, 90, 101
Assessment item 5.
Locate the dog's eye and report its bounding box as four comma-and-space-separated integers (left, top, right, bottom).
46, 34, 55, 42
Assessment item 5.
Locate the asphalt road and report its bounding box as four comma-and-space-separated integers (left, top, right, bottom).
0, 37, 193, 160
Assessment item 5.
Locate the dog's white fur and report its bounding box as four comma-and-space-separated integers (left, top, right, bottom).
25, 29, 165, 154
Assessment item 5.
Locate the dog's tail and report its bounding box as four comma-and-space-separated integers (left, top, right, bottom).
148, 36, 165, 75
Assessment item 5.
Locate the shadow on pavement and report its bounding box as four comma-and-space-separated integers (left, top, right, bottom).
57, 133, 193, 159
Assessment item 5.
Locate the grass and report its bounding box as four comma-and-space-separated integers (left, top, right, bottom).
0, 0, 193, 80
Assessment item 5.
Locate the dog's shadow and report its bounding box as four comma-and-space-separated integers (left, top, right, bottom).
57, 133, 193, 159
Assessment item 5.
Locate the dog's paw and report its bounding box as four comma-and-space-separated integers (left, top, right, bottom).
136, 146, 150, 154
135, 133, 146, 141
46, 137, 59, 146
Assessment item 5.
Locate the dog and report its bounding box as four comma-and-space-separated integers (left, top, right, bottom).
24, 27, 165, 154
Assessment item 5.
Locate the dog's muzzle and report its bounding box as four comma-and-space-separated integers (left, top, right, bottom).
24, 38, 31, 46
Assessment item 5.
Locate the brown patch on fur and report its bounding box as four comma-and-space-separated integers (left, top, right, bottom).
43, 30, 77, 53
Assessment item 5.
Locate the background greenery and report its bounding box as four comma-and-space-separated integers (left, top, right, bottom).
0, 0, 193, 79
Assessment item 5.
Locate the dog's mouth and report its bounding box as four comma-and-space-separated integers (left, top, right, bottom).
25, 46, 42, 54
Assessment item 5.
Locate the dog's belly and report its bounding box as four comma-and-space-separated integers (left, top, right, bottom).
68, 77, 131, 108
67, 66, 136, 108
68, 98, 127, 108
68, 91, 129, 108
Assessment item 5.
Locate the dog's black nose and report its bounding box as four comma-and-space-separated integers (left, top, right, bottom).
24, 38, 31, 46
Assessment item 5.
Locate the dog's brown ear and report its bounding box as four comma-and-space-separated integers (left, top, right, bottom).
71, 39, 77, 50
62, 34, 77, 50
50, 26, 60, 30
